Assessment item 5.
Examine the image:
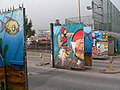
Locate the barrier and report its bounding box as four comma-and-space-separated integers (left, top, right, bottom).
51, 24, 92, 69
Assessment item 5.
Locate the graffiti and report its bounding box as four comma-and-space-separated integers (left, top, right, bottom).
57, 27, 74, 66
0, 8, 26, 90
71, 30, 84, 66
0, 16, 19, 35
84, 27, 92, 66
5, 17, 19, 35
92, 31, 108, 58
0, 32, 8, 90
53, 24, 85, 69
114, 38, 120, 51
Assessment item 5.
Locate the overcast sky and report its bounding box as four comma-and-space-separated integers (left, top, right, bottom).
1, 0, 120, 32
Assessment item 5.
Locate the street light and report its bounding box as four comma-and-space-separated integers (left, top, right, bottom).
87, 2, 102, 10
87, 6, 92, 10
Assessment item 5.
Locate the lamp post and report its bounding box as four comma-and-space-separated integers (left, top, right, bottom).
78, 0, 81, 23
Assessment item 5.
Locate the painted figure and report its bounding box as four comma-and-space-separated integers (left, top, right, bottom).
58, 27, 73, 47
97, 42, 108, 56
58, 27, 73, 66
58, 46, 74, 66
0, 16, 19, 35
92, 31, 108, 58
71, 30, 84, 67
92, 31, 100, 46
5, 16, 19, 35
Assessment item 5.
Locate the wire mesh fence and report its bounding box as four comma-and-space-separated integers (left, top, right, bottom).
65, 0, 120, 34
65, 15, 94, 28
93, 0, 120, 33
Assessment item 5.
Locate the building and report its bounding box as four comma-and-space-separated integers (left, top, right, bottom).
65, 0, 120, 54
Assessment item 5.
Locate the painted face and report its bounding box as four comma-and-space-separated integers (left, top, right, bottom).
92, 32, 95, 37
66, 51, 71, 55
64, 30, 67, 34
71, 30, 84, 60
5, 20, 19, 35
60, 27, 67, 35
75, 38, 84, 51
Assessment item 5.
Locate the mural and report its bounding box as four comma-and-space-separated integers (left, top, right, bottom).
0, 38, 6, 90
53, 24, 85, 69
92, 31, 108, 58
84, 27, 92, 66
0, 8, 26, 90
114, 38, 120, 52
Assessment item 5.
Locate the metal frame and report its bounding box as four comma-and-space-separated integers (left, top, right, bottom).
50, 23, 54, 67
23, 7, 29, 90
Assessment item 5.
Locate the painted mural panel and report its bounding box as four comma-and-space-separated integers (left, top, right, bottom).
53, 24, 84, 69
118, 39, 120, 51
0, 8, 26, 90
84, 27, 92, 66
114, 38, 118, 51
114, 38, 120, 51
0, 48, 6, 90
92, 31, 108, 58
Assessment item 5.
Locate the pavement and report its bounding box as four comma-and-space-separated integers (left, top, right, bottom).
27, 51, 120, 74
92, 57, 120, 74
27, 51, 120, 90
27, 65, 120, 90
102, 69, 120, 74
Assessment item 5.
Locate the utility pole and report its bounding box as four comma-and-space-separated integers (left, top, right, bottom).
78, 0, 81, 23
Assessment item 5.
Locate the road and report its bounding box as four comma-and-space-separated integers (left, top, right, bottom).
93, 59, 120, 69
27, 51, 120, 90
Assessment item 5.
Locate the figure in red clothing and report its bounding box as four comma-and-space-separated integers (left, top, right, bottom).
58, 27, 73, 47
58, 27, 73, 66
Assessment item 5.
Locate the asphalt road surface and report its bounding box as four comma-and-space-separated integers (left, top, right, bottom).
93, 59, 120, 69
27, 51, 120, 90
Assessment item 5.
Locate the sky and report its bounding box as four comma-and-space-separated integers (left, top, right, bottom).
0, 0, 120, 32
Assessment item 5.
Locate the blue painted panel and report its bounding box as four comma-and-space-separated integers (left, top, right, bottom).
53, 24, 84, 68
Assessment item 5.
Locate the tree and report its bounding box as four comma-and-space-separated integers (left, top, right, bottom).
25, 17, 35, 38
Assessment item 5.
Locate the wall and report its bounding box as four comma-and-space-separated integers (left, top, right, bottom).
84, 27, 92, 66
0, 47, 6, 89
0, 8, 26, 90
53, 24, 85, 69
118, 39, 120, 51
92, 31, 108, 58
114, 38, 120, 52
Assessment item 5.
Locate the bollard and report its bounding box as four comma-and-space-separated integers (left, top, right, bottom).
39, 53, 44, 65
40, 53, 42, 60
109, 56, 113, 71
